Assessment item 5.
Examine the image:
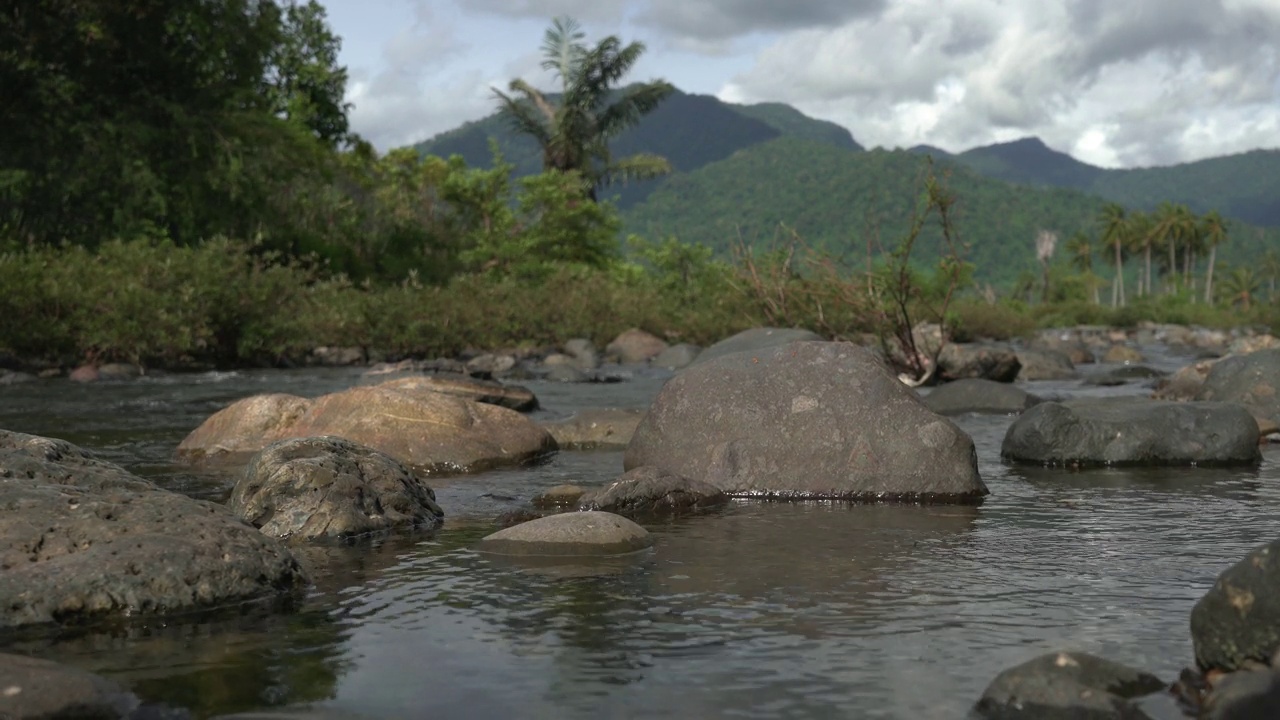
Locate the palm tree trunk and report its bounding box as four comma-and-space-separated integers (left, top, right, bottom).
1168, 239, 1177, 294
1114, 240, 1126, 307
1204, 245, 1217, 304
1143, 245, 1152, 297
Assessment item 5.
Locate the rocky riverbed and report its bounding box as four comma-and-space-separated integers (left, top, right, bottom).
3, 324, 1280, 719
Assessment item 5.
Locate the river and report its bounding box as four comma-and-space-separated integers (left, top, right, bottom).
1, 345, 1276, 719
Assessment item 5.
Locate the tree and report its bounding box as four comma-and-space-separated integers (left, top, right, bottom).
263, 0, 352, 146
1200, 210, 1228, 304
492, 16, 675, 202
1099, 203, 1128, 306
1065, 231, 1100, 304
0, 0, 351, 247
1219, 266, 1260, 311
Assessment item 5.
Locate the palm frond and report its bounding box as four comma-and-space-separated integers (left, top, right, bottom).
598, 153, 672, 187
540, 15, 586, 90
491, 87, 552, 147
597, 81, 674, 138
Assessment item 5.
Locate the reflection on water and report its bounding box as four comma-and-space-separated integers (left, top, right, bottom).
2, 346, 1280, 719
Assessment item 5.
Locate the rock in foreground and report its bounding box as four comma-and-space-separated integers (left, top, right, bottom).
1192, 538, 1280, 672
479, 511, 652, 557
1001, 398, 1260, 466
974, 650, 1164, 719
625, 341, 988, 502
231, 436, 444, 542
579, 466, 728, 518
1196, 349, 1280, 425
0, 430, 307, 630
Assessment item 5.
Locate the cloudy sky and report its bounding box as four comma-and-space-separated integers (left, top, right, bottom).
321, 0, 1280, 168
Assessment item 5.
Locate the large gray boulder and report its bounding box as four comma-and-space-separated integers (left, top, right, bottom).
1196, 349, 1280, 424
1203, 666, 1280, 720
579, 466, 728, 518
0, 653, 140, 720
923, 379, 1041, 416
689, 327, 823, 368
974, 651, 1164, 719
1001, 398, 1261, 467
0, 430, 308, 630
625, 341, 988, 502
478, 511, 652, 556
230, 436, 444, 542
1192, 538, 1280, 672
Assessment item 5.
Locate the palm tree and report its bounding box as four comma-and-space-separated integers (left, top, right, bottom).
1125, 210, 1153, 296
1219, 266, 1260, 311
1064, 231, 1100, 304
1099, 203, 1128, 306
492, 16, 675, 202
1261, 248, 1280, 302
1200, 210, 1229, 304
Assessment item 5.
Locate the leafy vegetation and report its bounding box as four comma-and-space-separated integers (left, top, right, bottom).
3, 7, 1280, 372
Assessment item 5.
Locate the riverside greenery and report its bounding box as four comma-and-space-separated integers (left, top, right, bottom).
2, 188, 1276, 370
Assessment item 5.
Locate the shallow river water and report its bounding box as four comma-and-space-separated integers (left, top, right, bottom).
2, 345, 1279, 719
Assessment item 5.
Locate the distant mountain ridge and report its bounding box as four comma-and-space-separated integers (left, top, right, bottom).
412, 88, 1279, 286
914, 137, 1280, 227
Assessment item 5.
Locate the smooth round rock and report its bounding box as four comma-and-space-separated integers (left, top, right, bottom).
479, 511, 652, 557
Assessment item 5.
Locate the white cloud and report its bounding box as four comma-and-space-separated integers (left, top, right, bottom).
718, 0, 1280, 166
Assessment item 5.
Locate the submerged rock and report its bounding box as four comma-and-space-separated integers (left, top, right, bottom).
0, 653, 140, 720
1192, 538, 1280, 672
231, 436, 444, 542
974, 650, 1164, 719
923, 378, 1041, 415
625, 341, 987, 502
479, 511, 652, 556
1001, 398, 1260, 467
0, 430, 308, 630
579, 466, 728, 518
540, 408, 646, 450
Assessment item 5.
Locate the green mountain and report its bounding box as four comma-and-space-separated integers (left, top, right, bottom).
622, 136, 1121, 286
934, 137, 1280, 227
412, 88, 859, 208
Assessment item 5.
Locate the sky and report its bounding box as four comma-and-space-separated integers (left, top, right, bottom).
320, 0, 1280, 169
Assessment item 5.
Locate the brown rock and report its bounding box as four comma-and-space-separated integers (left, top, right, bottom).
1103, 345, 1144, 363
479, 511, 652, 556
0, 653, 137, 719
605, 328, 668, 364
540, 408, 645, 449
375, 374, 538, 412
176, 393, 314, 465
68, 364, 99, 383
532, 484, 588, 508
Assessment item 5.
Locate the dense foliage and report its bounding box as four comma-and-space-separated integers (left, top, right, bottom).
2, 5, 1278, 371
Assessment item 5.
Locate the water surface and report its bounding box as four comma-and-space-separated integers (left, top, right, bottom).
2, 346, 1276, 719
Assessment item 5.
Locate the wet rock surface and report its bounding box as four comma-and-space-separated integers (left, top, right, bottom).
578, 466, 728, 518
974, 650, 1165, 719
1192, 538, 1280, 672
539, 408, 645, 449
0, 430, 308, 630
231, 436, 444, 542
479, 511, 652, 556
1001, 398, 1261, 467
